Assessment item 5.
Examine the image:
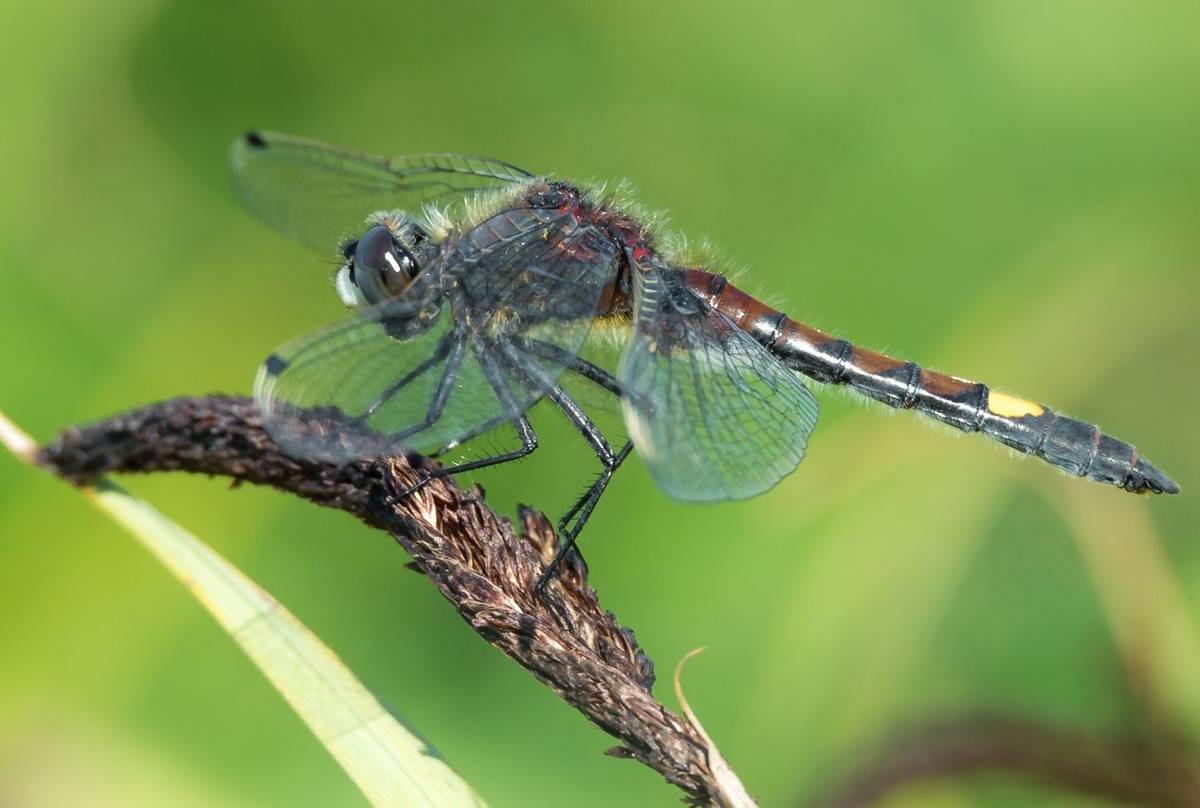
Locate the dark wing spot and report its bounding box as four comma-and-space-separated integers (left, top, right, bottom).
264, 353, 288, 376
244, 131, 268, 149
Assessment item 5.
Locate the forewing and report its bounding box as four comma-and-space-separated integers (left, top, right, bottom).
255, 204, 617, 461
618, 268, 819, 501
230, 131, 534, 252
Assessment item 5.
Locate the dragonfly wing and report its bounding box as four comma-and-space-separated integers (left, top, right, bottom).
255, 203, 616, 461
618, 265, 820, 501
256, 297, 494, 461
230, 131, 535, 253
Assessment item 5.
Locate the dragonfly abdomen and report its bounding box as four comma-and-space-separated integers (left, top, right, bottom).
682, 269, 1179, 495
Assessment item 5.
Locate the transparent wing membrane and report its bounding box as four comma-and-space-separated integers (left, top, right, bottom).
254, 203, 617, 462
619, 264, 819, 501
230, 131, 534, 252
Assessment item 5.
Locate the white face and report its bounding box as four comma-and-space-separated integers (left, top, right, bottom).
334, 263, 365, 307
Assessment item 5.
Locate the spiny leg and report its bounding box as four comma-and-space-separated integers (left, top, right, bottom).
388, 328, 467, 443
534, 383, 633, 593
398, 342, 538, 495
360, 329, 457, 420
425, 409, 517, 459
520, 336, 654, 416
399, 414, 538, 496
426, 339, 624, 459
516, 337, 624, 396
495, 341, 633, 592
559, 441, 634, 533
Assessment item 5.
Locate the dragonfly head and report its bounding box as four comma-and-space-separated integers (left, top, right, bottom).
336, 213, 425, 306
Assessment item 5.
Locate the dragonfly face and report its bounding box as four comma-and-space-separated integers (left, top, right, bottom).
231, 131, 1178, 590
332, 214, 449, 350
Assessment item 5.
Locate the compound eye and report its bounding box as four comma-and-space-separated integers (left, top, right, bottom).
352, 225, 416, 303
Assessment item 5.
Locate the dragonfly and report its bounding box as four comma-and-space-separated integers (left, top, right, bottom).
230, 131, 1180, 591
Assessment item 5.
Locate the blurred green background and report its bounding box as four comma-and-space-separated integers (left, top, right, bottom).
2, 1, 1198, 805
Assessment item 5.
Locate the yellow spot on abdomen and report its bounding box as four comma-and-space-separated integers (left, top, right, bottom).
987, 391, 1044, 418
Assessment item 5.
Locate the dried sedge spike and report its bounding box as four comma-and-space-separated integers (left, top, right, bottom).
37, 395, 731, 804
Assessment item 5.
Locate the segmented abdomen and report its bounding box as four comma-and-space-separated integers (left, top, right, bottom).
682, 270, 1178, 495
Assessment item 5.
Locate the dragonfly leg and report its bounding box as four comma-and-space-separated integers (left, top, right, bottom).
424, 336, 624, 461
517, 337, 623, 397
425, 410, 513, 459
398, 414, 538, 496
386, 329, 468, 442
360, 329, 457, 420
493, 339, 633, 592
520, 337, 654, 417
534, 384, 634, 594
398, 343, 538, 494
426, 338, 625, 458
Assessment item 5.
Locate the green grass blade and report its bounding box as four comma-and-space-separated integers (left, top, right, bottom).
0, 410, 486, 808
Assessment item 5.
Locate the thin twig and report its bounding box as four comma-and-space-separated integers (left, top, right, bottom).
821, 717, 1200, 807
36, 395, 751, 806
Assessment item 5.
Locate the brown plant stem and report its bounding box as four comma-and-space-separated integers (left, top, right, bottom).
821, 717, 1200, 808
36, 394, 751, 806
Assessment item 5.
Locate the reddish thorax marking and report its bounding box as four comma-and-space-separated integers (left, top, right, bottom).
570, 201, 650, 319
